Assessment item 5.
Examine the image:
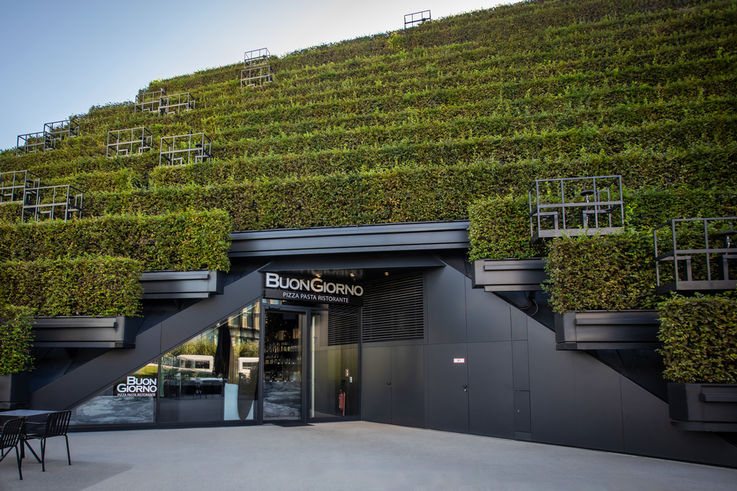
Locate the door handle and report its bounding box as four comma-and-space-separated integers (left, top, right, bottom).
386, 380, 392, 386
462, 384, 468, 392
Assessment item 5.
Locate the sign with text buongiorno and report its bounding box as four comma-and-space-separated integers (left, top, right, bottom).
264, 272, 364, 305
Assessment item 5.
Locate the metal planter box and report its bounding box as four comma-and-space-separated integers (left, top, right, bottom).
472, 258, 547, 292
554, 310, 660, 350
32, 316, 141, 349
0, 373, 29, 410
140, 270, 223, 299
668, 383, 737, 432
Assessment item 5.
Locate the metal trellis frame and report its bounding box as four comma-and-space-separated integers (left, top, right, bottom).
159, 132, 212, 166
241, 48, 273, 87
0, 170, 41, 203
43, 119, 80, 147
22, 184, 83, 222
654, 217, 737, 292
528, 175, 625, 240
404, 10, 431, 28
16, 132, 53, 155
159, 92, 196, 115
135, 88, 167, 113
106, 127, 153, 157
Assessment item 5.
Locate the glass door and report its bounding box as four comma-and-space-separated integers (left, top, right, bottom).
263, 309, 305, 421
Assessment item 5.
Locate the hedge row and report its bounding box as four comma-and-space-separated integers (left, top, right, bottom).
545, 233, 657, 313
0, 304, 34, 375
0, 202, 21, 224
468, 186, 737, 261
0, 210, 232, 272
88, 161, 526, 230
658, 295, 737, 383
3, 64, 732, 174
0, 257, 143, 317
45, 168, 144, 193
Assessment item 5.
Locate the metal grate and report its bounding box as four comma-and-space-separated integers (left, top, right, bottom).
362, 273, 424, 343
328, 304, 360, 346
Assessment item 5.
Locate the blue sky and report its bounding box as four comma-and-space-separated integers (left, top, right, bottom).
0, 0, 506, 151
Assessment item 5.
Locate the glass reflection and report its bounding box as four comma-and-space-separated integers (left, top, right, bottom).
159, 301, 261, 423
70, 364, 157, 425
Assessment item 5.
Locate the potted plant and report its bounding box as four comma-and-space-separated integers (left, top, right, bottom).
0, 304, 35, 410
658, 295, 737, 431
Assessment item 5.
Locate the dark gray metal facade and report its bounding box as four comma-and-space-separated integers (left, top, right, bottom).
472, 258, 547, 292
140, 270, 223, 299
229, 221, 470, 257
20, 222, 737, 468
554, 310, 661, 350
32, 316, 141, 349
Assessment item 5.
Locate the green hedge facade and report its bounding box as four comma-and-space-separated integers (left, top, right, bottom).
0, 257, 143, 317
658, 295, 737, 383
0, 210, 232, 272
0, 304, 34, 375
545, 233, 657, 313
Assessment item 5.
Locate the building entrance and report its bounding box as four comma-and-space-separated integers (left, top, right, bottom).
263, 309, 305, 421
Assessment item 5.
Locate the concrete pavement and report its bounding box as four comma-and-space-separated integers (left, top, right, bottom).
1, 421, 735, 490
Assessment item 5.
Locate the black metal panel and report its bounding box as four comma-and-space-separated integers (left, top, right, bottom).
621, 377, 737, 467
258, 254, 444, 272
511, 308, 528, 341
140, 270, 224, 300
328, 304, 360, 346
361, 346, 392, 423
527, 319, 624, 451
425, 343, 468, 433
391, 345, 425, 428
513, 390, 532, 433
230, 221, 470, 257
425, 266, 466, 344
363, 274, 424, 343
473, 259, 547, 292
467, 342, 514, 438
512, 341, 530, 391
29, 270, 264, 410
667, 383, 737, 432
32, 316, 141, 348
465, 279, 512, 343
555, 310, 661, 350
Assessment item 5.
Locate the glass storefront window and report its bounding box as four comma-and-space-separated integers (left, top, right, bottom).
70, 364, 158, 426
159, 301, 261, 423
71, 300, 261, 426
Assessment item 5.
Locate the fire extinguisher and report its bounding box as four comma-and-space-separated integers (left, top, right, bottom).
337, 378, 347, 416
338, 391, 346, 417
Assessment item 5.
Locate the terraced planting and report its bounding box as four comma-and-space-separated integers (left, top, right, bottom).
0, 0, 734, 317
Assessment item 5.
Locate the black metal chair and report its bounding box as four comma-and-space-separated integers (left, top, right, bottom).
0, 417, 24, 480
23, 410, 71, 472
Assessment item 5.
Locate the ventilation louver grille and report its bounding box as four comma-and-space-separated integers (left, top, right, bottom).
362, 273, 424, 343
328, 304, 360, 346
